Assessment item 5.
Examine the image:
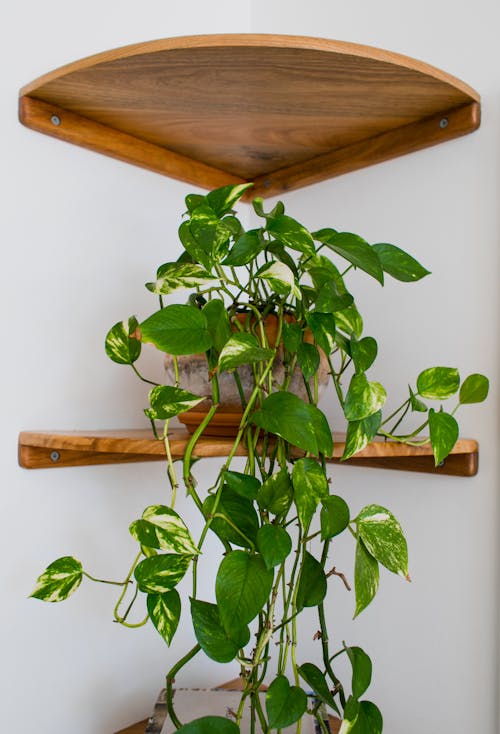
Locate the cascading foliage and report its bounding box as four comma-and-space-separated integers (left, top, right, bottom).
32, 184, 488, 734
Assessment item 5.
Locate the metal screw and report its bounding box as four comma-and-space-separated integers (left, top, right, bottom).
50, 115, 61, 126
439, 117, 448, 129
437, 460, 445, 467
264, 179, 271, 188
50, 451, 60, 463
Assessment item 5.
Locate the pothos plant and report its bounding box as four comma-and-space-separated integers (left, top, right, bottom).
31, 184, 488, 734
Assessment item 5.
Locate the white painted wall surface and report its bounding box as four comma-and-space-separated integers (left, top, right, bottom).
2, 1, 498, 733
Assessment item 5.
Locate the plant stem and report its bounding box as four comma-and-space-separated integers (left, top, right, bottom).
165, 644, 201, 729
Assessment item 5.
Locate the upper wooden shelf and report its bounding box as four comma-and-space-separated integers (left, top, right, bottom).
18, 427, 479, 476
18, 34, 480, 198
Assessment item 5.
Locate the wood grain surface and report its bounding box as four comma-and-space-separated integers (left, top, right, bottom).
19, 34, 480, 195
18, 427, 479, 475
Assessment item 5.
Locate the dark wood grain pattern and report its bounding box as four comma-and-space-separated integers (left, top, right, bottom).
18, 427, 479, 476
19, 35, 480, 195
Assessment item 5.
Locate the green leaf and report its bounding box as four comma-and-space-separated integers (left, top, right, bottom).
224, 470, 260, 501
339, 696, 360, 734
146, 262, 215, 295
416, 366, 460, 400
354, 539, 379, 618
147, 589, 181, 646
147, 386, 205, 420
316, 281, 354, 313
409, 386, 427, 412
178, 220, 213, 271
222, 229, 264, 266
189, 203, 232, 262
316, 231, 384, 284
428, 409, 459, 465
185, 193, 206, 213
218, 332, 273, 372
292, 458, 329, 531
296, 551, 327, 611
129, 505, 200, 555
459, 373, 489, 404
356, 505, 408, 578
190, 598, 249, 663
202, 300, 232, 353
31, 556, 83, 603
297, 341, 320, 380
216, 551, 274, 634
350, 337, 378, 373
175, 716, 240, 734
257, 468, 293, 516
206, 183, 253, 217
335, 304, 363, 338
306, 311, 336, 355
203, 487, 259, 549
350, 701, 383, 734
298, 662, 339, 712
345, 646, 372, 699
320, 495, 350, 540
342, 411, 382, 461
105, 316, 141, 365
267, 240, 299, 276
256, 260, 301, 299
266, 676, 308, 729
140, 304, 212, 355
252, 392, 333, 457
267, 214, 315, 255
344, 374, 386, 421
134, 554, 191, 593
372, 243, 430, 282
256, 525, 292, 569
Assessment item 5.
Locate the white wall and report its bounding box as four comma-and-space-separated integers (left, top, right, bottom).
2, 1, 498, 733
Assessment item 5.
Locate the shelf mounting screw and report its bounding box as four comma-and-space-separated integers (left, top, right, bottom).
50, 115, 61, 126
439, 117, 448, 129
50, 451, 60, 463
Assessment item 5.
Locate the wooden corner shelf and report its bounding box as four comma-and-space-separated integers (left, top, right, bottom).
18, 427, 478, 476
18, 34, 480, 198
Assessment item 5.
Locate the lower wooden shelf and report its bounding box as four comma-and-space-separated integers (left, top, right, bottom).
18, 427, 478, 476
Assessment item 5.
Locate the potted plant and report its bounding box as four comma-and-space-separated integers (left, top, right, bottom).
31, 184, 488, 734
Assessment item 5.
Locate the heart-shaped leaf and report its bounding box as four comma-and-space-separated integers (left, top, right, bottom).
147, 589, 181, 646
459, 373, 489, 404
190, 598, 249, 663
345, 645, 372, 699
356, 505, 408, 578
134, 554, 191, 593
105, 316, 141, 365
147, 386, 205, 420
344, 374, 386, 422
31, 556, 83, 603
354, 539, 379, 618
129, 505, 199, 555
140, 304, 212, 355
252, 392, 333, 457
266, 675, 308, 729
292, 458, 329, 531
372, 243, 430, 282
175, 716, 240, 734
416, 367, 460, 400
428, 408, 459, 465
216, 551, 274, 635
146, 262, 215, 295
320, 495, 350, 540
296, 551, 327, 611
218, 332, 273, 373
256, 525, 292, 569
299, 662, 339, 712
257, 469, 293, 517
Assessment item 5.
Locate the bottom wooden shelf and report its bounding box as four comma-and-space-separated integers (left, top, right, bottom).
112, 680, 341, 734
18, 427, 479, 476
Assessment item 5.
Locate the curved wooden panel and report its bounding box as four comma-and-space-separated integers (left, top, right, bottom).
19, 35, 480, 195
